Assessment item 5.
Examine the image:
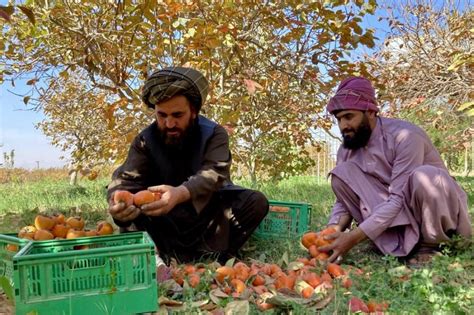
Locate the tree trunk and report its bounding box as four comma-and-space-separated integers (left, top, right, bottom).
69, 170, 78, 186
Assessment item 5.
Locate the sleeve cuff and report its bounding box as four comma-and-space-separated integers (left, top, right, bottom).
358, 218, 385, 241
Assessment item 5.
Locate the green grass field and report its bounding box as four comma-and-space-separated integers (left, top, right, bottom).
0, 172, 473, 314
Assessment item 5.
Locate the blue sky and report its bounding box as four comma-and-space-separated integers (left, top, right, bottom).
1, 80, 68, 169
0, 1, 389, 169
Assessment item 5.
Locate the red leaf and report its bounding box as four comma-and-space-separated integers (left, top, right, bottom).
349, 297, 369, 313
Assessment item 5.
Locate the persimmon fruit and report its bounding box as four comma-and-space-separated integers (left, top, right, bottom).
34, 215, 56, 231
66, 217, 85, 230
51, 224, 69, 238
34, 229, 54, 241
113, 190, 134, 207
96, 221, 114, 235
18, 225, 37, 239
133, 190, 159, 207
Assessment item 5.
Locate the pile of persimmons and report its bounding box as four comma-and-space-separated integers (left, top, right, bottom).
160, 227, 389, 313
14, 189, 160, 244
17, 214, 114, 242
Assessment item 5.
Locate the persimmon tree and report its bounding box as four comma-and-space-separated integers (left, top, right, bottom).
367, 0, 473, 173
1, 1, 376, 182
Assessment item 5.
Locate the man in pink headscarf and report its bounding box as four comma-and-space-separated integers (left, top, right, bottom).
318, 77, 472, 265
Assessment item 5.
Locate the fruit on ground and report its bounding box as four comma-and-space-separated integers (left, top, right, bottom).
215, 266, 235, 283
34, 215, 56, 231
327, 263, 345, 278
113, 190, 134, 207
230, 278, 246, 294
188, 273, 200, 288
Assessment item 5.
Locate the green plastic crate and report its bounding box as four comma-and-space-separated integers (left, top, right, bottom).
254, 200, 312, 239
0, 234, 31, 300
11, 232, 157, 315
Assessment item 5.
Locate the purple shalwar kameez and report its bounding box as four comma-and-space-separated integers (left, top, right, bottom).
328, 116, 472, 256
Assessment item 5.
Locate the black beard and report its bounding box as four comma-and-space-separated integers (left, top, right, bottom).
342, 116, 372, 150
158, 118, 197, 150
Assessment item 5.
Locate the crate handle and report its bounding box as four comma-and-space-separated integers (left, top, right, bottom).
270, 206, 290, 212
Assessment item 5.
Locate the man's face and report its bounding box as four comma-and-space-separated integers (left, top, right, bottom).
334, 110, 372, 150
155, 95, 197, 146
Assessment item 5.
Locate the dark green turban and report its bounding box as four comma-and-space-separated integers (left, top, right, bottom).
141, 67, 209, 112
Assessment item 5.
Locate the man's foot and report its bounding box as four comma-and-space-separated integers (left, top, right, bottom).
406, 246, 442, 268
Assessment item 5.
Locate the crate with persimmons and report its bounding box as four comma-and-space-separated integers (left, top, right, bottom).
6, 231, 157, 315
254, 200, 312, 239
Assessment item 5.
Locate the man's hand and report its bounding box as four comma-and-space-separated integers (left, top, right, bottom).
108, 195, 141, 222
140, 185, 191, 216
318, 227, 367, 263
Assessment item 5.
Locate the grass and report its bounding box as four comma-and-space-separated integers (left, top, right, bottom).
0, 170, 473, 314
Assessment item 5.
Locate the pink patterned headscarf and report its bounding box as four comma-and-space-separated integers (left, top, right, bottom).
327, 77, 379, 114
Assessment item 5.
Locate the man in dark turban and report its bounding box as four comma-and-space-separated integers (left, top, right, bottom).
107, 67, 269, 264
318, 77, 471, 266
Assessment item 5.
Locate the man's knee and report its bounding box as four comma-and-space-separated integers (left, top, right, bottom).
409, 165, 448, 198
248, 190, 269, 220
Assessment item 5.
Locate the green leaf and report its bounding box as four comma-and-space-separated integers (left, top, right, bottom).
18, 6, 35, 25
0, 276, 15, 304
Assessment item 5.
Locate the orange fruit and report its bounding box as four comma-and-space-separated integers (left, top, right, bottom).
230, 278, 246, 294
52, 213, 66, 225
51, 224, 69, 238
183, 264, 197, 275
303, 272, 321, 288
172, 268, 184, 286
342, 276, 353, 289
6, 244, 19, 252
84, 229, 98, 237
188, 273, 200, 288
367, 300, 389, 312
252, 274, 266, 286
18, 225, 37, 240
34, 215, 56, 231
133, 190, 157, 207
215, 266, 235, 283
113, 190, 134, 207
233, 262, 250, 281
66, 229, 86, 239
66, 217, 85, 230
327, 263, 345, 278
96, 221, 114, 235
308, 244, 320, 258
301, 232, 318, 249
34, 229, 54, 241
315, 252, 329, 261
301, 286, 314, 298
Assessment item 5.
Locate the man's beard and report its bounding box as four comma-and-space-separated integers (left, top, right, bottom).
342, 115, 372, 150
159, 117, 196, 149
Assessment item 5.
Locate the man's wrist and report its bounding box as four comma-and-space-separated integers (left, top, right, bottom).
350, 227, 367, 243
177, 185, 191, 203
